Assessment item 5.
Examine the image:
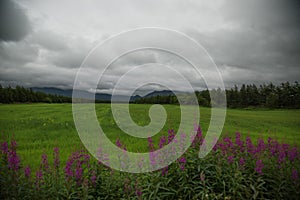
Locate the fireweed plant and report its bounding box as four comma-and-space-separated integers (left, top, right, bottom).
0, 127, 299, 199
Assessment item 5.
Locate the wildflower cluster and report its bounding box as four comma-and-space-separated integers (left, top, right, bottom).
0, 129, 299, 199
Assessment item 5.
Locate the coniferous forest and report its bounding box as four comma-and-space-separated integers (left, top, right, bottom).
0, 85, 71, 103
134, 81, 300, 109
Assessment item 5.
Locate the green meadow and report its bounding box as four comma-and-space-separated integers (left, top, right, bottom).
0, 103, 299, 169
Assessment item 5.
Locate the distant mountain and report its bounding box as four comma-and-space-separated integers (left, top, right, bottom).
31, 87, 73, 97
144, 90, 175, 98
31, 87, 117, 101
130, 95, 142, 102
30, 87, 178, 102
30, 87, 142, 102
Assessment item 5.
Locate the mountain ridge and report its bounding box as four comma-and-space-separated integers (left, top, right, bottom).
30, 87, 175, 102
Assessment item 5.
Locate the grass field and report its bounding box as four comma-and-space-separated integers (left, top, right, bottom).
0, 103, 299, 169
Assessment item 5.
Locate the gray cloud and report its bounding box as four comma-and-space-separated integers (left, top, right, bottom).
0, 0, 31, 41
0, 0, 299, 94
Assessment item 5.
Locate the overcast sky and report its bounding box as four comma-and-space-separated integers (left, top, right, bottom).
0, 0, 299, 94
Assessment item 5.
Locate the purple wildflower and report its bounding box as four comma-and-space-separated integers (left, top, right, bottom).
36, 169, 43, 180
255, 160, 264, 175
159, 136, 167, 149
288, 147, 299, 162
138, 157, 144, 171
35, 169, 43, 189
178, 157, 187, 171
1, 141, 8, 155
149, 151, 156, 167
239, 157, 245, 166
11, 140, 17, 151
136, 189, 142, 200
116, 138, 122, 148
148, 137, 155, 151
64, 151, 90, 181
161, 166, 168, 176
255, 138, 266, 154
291, 168, 299, 182
192, 126, 203, 147
268, 138, 279, 157
81, 153, 90, 165
96, 147, 110, 167
211, 137, 219, 152
124, 177, 131, 194
167, 129, 175, 144
194, 124, 199, 131
212, 142, 219, 152
234, 132, 245, 154
120, 148, 129, 170
75, 163, 83, 184
224, 136, 234, 149
24, 166, 31, 178
53, 147, 60, 170
8, 150, 20, 171
267, 137, 272, 146
282, 143, 290, 151
246, 136, 254, 155
218, 143, 227, 154
235, 132, 243, 145
278, 145, 287, 165
135, 181, 142, 200
179, 133, 186, 152
90, 170, 97, 186
65, 157, 74, 178
227, 155, 234, 164
41, 154, 49, 172
201, 138, 207, 152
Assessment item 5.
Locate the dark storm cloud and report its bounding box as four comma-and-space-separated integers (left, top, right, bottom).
185, 0, 300, 86
222, 0, 300, 32
0, 0, 31, 41
0, 0, 299, 93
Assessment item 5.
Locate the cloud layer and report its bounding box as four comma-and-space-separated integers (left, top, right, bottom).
0, 0, 299, 94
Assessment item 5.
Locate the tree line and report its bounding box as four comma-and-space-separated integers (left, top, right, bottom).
1, 82, 299, 108
0, 85, 71, 103
134, 82, 300, 109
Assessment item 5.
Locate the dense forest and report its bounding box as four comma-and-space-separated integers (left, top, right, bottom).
0, 85, 71, 103
0, 82, 299, 108
134, 82, 300, 109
